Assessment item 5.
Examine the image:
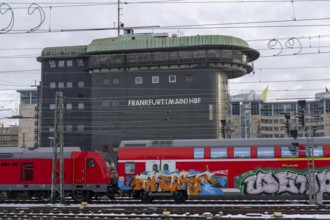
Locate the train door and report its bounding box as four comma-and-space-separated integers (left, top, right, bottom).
146, 160, 176, 172
74, 158, 86, 184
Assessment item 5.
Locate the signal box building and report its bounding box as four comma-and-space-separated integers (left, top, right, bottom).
37, 30, 259, 158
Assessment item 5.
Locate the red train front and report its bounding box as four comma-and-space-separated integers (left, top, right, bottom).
118, 138, 330, 202
0, 147, 117, 202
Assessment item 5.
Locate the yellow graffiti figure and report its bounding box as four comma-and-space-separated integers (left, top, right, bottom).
129, 170, 219, 196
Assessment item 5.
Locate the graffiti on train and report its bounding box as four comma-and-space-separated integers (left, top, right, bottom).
118, 170, 227, 196
239, 169, 330, 195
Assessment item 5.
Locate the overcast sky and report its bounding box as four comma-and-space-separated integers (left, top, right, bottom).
1, 0, 330, 125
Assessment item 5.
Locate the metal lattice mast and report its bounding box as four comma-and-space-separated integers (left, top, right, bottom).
51, 92, 65, 204
307, 130, 316, 204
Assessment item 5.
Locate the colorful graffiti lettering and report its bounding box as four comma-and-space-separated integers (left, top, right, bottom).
118, 170, 227, 196
239, 169, 330, 195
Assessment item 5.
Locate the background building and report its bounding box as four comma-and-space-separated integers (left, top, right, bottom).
0, 125, 18, 147
228, 91, 330, 139
37, 30, 259, 159
17, 89, 38, 147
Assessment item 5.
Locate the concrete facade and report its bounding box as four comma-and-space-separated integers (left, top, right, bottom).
37, 31, 259, 159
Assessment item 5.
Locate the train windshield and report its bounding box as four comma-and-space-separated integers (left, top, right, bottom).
101, 152, 117, 171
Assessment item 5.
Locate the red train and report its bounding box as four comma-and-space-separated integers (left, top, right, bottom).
0, 147, 117, 202
118, 137, 330, 203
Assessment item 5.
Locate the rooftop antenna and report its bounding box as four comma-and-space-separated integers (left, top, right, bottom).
117, 0, 122, 36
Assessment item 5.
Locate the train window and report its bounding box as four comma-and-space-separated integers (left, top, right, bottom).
211, 147, 227, 159
21, 163, 34, 181
306, 146, 324, 158
257, 147, 274, 158
233, 147, 250, 158
86, 159, 95, 168
194, 148, 204, 159
125, 162, 135, 174
281, 146, 298, 158
1, 163, 10, 167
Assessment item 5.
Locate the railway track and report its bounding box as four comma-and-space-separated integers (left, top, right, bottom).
0, 197, 329, 205
0, 200, 329, 219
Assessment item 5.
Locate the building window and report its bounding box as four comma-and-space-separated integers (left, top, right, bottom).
77, 125, 84, 132
232, 51, 242, 63
50, 104, 55, 110
78, 81, 84, 88
67, 82, 72, 88
242, 54, 247, 63
232, 103, 240, 116
49, 126, 54, 132
310, 102, 322, 115
152, 76, 159, 84
257, 147, 274, 158
102, 100, 110, 107
251, 103, 260, 115
66, 125, 72, 132
66, 103, 72, 110
281, 146, 298, 158
273, 104, 284, 116
67, 60, 73, 67
326, 101, 330, 113
58, 82, 65, 88
194, 148, 204, 159
49, 60, 56, 68
50, 82, 56, 89
78, 103, 84, 109
261, 103, 273, 116
77, 59, 84, 67
185, 75, 194, 82
103, 78, 110, 85
234, 147, 250, 158
125, 162, 135, 174
221, 50, 233, 62
58, 60, 65, 67
169, 75, 176, 83
135, 77, 142, 84
113, 78, 119, 85
211, 147, 227, 158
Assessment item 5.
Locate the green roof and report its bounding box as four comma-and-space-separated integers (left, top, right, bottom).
39, 34, 259, 60
87, 34, 251, 53
41, 45, 87, 57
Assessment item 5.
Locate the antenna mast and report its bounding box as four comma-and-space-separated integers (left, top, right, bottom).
117, 0, 120, 36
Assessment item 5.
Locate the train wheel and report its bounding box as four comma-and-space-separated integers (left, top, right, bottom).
7, 191, 17, 199
132, 191, 140, 199
141, 192, 153, 204
72, 190, 92, 203
38, 191, 51, 203
107, 191, 115, 200
107, 186, 116, 199
174, 191, 186, 204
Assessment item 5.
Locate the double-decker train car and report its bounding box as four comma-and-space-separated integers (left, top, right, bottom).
0, 147, 117, 202
118, 137, 330, 203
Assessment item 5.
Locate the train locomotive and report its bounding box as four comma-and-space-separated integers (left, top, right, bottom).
0, 147, 117, 202
118, 137, 330, 203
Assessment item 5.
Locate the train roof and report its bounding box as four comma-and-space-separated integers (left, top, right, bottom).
119, 137, 330, 148
0, 147, 81, 159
